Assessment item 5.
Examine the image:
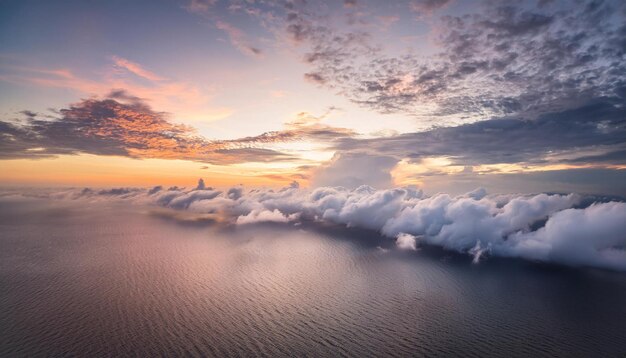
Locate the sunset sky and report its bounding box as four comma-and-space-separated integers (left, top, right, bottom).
1, 0, 625, 195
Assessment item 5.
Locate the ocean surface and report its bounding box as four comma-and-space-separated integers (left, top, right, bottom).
1, 198, 625, 357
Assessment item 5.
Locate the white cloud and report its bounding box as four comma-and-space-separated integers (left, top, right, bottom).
502, 203, 626, 271
396, 233, 418, 250
15, 183, 626, 271
236, 209, 299, 225
312, 153, 398, 189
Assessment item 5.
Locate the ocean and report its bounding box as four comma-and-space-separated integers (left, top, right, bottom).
1, 197, 625, 357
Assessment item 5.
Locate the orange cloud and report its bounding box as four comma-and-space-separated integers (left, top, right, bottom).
0, 93, 354, 166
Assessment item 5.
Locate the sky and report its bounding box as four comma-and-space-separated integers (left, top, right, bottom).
1, 0, 625, 195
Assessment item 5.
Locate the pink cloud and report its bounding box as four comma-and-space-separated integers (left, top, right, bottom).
215, 21, 263, 58
0, 59, 232, 122
111, 56, 165, 81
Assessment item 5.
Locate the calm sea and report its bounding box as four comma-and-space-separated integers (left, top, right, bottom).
1, 198, 625, 357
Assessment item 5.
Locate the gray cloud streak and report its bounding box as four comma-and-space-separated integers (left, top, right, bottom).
334, 100, 626, 166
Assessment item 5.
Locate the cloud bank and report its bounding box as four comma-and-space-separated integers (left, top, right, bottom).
0, 92, 352, 164
18, 183, 626, 272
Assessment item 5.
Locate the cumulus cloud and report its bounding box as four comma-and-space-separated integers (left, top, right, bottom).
27, 182, 626, 271
503, 203, 626, 270
236, 209, 299, 225
312, 152, 398, 189
396, 233, 418, 250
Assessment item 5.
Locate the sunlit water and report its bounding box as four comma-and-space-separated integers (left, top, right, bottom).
1, 198, 625, 357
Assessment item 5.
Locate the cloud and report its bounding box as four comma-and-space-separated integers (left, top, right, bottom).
0, 59, 231, 122
409, 0, 453, 15
233, 109, 356, 145
2, 91, 624, 193
19, 183, 626, 271
221, 0, 625, 124
0, 94, 280, 163
196, 178, 207, 190
344, 0, 357, 8
503, 202, 626, 270
418, 168, 626, 198
0, 92, 355, 164
396, 233, 418, 250
178, 0, 626, 128
312, 152, 398, 189
181, 0, 623, 124
315, 99, 626, 193
111, 56, 165, 81
167, 189, 222, 209
185, 0, 218, 14
334, 100, 626, 167
215, 20, 264, 58
304, 72, 327, 84
185, 1, 263, 58
236, 209, 299, 225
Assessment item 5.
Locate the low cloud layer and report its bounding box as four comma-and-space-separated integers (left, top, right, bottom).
15, 183, 626, 272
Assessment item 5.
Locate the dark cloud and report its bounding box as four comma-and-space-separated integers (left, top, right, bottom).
303, 72, 327, 84
19, 110, 38, 118
335, 99, 626, 166
98, 188, 139, 196
419, 168, 626, 197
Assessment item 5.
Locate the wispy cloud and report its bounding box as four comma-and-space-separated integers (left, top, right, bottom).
111, 56, 166, 81
0, 58, 232, 122
185, 1, 263, 58
215, 20, 263, 58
